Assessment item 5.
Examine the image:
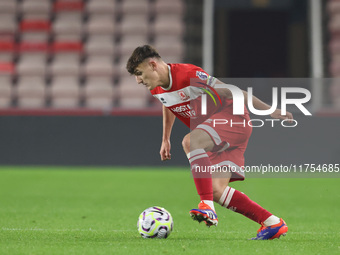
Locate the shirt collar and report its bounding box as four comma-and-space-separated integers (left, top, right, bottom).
161, 64, 172, 91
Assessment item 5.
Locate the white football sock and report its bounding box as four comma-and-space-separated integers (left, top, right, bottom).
263, 215, 281, 227
202, 200, 215, 211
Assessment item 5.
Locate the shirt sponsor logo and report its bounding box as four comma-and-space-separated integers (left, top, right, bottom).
171, 103, 196, 118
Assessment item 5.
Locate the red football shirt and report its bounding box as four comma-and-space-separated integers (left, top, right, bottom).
150, 63, 232, 128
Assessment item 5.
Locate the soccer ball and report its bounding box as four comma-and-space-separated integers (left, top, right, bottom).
137, 206, 174, 238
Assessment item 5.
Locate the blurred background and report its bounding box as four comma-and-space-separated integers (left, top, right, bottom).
0, 0, 338, 166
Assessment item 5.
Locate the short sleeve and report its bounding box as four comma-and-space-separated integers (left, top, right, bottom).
192, 68, 217, 87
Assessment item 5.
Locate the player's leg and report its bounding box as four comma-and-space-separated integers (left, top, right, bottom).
212, 171, 288, 240
198, 112, 288, 239
182, 129, 218, 226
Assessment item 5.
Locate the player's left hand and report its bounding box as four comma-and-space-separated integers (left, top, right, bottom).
160, 139, 172, 161
270, 109, 294, 123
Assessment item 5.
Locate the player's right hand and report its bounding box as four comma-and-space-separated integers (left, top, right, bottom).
160, 140, 171, 161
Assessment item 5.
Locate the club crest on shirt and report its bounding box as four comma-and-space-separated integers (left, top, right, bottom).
178, 90, 190, 101
196, 71, 208, 81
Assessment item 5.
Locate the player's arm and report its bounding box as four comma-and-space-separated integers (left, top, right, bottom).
242, 90, 294, 121
160, 105, 176, 161
213, 79, 293, 121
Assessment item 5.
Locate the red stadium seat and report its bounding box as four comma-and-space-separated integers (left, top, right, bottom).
20, 20, 51, 31
19, 20, 51, 42
51, 41, 83, 53
0, 41, 15, 52
0, 41, 15, 61
54, 1, 84, 12
17, 41, 49, 53
0, 62, 15, 74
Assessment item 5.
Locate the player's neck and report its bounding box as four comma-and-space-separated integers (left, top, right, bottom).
159, 61, 171, 89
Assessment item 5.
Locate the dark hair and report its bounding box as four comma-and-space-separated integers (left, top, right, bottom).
126, 45, 161, 74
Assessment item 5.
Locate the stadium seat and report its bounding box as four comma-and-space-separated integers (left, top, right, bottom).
86, 14, 115, 35
0, 0, 17, 14
160, 54, 183, 64
53, 14, 83, 41
51, 41, 83, 53
20, 0, 51, 15
0, 75, 12, 107
16, 76, 46, 108
49, 42, 82, 76
86, 0, 117, 15
20, 19, 51, 32
20, 19, 51, 42
83, 56, 114, 76
119, 0, 150, 14
49, 55, 81, 76
84, 76, 115, 109
0, 41, 15, 62
119, 14, 149, 35
0, 62, 15, 75
329, 38, 340, 54
153, 14, 185, 36
54, 0, 84, 12
117, 34, 149, 57
17, 57, 46, 76
117, 75, 150, 108
16, 42, 48, 75
0, 14, 17, 35
17, 41, 49, 53
0, 0, 191, 111
50, 76, 81, 108
154, 0, 185, 15
86, 35, 115, 56
154, 36, 184, 61
330, 79, 340, 108
328, 0, 340, 14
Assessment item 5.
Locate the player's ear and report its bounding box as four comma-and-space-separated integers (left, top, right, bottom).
149, 60, 157, 71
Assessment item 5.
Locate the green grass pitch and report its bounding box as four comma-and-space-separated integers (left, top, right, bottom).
0, 167, 339, 255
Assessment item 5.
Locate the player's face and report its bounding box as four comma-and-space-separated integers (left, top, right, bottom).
134, 60, 161, 90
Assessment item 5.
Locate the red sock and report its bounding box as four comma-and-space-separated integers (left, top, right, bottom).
218, 186, 272, 224
187, 149, 213, 201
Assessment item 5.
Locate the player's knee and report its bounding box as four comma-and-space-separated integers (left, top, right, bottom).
182, 134, 190, 153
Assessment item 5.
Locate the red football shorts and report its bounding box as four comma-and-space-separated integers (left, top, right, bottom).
195, 109, 252, 182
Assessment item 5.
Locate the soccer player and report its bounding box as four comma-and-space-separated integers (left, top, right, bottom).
126, 45, 290, 240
